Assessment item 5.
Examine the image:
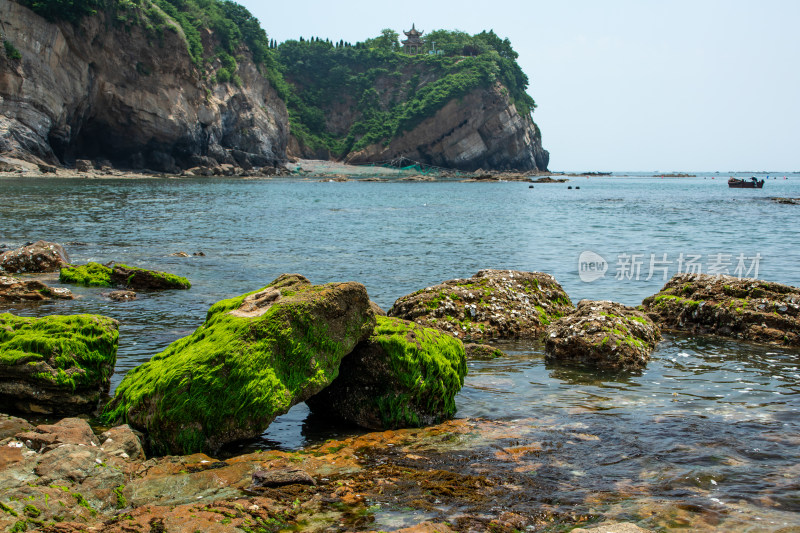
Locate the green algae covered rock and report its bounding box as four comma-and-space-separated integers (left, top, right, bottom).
59, 262, 113, 287
60, 262, 190, 290
0, 313, 119, 414
306, 316, 467, 430
544, 300, 660, 371
102, 274, 375, 455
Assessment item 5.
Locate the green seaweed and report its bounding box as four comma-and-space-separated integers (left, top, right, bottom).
0, 313, 118, 391
370, 316, 467, 427
113, 263, 191, 289
101, 277, 372, 454
59, 262, 112, 287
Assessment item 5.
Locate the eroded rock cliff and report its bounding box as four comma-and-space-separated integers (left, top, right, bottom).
345, 82, 549, 171
0, 0, 288, 171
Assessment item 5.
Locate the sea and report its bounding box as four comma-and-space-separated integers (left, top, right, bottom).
1, 171, 799, 530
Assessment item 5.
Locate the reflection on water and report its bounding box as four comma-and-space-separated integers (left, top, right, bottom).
2, 175, 799, 530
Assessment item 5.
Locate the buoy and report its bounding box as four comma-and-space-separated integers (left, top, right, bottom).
568, 186, 572, 189
528, 185, 534, 189
576, 186, 580, 189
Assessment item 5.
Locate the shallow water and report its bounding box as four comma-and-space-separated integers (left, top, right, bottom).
2, 172, 799, 530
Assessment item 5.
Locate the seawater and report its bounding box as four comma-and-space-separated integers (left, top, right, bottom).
2, 173, 799, 530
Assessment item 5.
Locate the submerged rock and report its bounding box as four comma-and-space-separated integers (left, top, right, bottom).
0, 240, 69, 273
642, 274, 800, 346
464, 343, 506, 359
388, 269, 573, 341
0, 313, 119, 415
0, 275, 74, 302
104, 290, 137, 301
544, 300, 661, 371
102, 274, 375, 454
60, 262, 190, 290
306, 316, 467, 430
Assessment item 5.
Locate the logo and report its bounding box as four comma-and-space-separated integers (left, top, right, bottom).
578, 251, 608, 282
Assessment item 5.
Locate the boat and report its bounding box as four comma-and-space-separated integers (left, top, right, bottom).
728, 177, 765, 188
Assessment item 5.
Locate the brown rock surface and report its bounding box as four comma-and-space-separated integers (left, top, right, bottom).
388, 269, 573, 341
642, 274, 800, 346
346, 82, 548, 172
0, 275, 74, 302
544, 300, 661, 371
0, 241, 69, 273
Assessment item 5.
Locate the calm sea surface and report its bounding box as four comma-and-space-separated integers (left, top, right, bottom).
1, 172, 799, 530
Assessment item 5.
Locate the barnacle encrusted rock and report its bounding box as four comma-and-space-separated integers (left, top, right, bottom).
544, 300, 661, 371
0, 313, 119, 414
642, 273, 800, 346
102, 274, 375, 455
388, 269, 573, 341
306, 316, 467, 430
0, 241, 69, 273
0, 276, 73, 302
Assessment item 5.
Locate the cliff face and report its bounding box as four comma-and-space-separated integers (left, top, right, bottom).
0, 0, 288, 171
344, 82, 549, 172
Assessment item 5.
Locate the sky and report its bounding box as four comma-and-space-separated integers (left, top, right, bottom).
237, 0, 800, 172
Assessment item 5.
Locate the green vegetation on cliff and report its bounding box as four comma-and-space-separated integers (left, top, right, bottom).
276, 29, 536, 158
16, 0, 287, 93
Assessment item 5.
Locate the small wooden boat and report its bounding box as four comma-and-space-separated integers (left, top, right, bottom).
728, 177, 764, 188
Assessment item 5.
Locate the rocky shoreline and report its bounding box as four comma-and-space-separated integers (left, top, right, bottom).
2, 243, 799, 531
0, 156, 563, 182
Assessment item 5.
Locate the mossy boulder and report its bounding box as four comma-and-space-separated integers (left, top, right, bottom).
544, 300, 661, 371
0, 241, 69, 273
388, 269, 573, 341
59, 262, 113, 287
110, 264, 191, 290
60, 262, 191, 290
306, 316, 467, 430
102, 274, 376, 455
642, 273, 800, 346
0, 313, 119, 414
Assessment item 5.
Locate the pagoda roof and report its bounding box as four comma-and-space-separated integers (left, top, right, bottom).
404, 23, 423, 37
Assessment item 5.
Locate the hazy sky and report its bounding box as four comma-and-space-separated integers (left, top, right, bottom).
238, 0, 799, 172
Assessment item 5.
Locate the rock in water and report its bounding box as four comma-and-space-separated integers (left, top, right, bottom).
544, 300, 661, 371
0, 313, 119, 415
642, 273, 800, 346
0, 275, 74, 302
60, 262, 190, 290
102, 274, 375, 455
109, 264, 191, 290
388, 269, 573, 341
306, 316, 467, 430
0, 241, 69, 273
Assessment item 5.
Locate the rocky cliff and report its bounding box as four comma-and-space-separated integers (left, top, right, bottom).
278, 34, 549, 173
345, 82, 549, 171
0, 0, 288, 172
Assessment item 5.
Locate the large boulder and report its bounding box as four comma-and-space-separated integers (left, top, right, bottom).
60, 262, 191, 290
0, 313, 119, 414
544, 300, 661, 371
642, 274, 800, 346
388, 269, 573, 341
0, 241, 69, 273
102, 274, 376, 455
306, 316, 467, 430
0, 275, 73, 302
